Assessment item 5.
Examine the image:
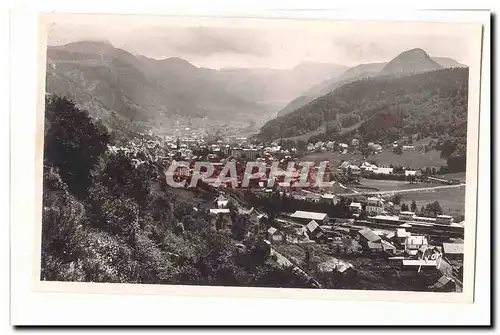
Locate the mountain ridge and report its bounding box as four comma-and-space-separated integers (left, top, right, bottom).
380, 48, 443, 75
275, 50, 466, 118
46, 40, 349, 128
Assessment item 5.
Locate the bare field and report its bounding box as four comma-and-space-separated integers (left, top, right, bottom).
370, 149, 447, 169
399, 187, 466, 218
302, 148, 446, 171
302, 151, 365, 165
438, 172, 467, 182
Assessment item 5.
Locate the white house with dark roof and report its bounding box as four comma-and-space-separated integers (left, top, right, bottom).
306, 220, 327, 242
267, 227, 284, 244
349, 202, 362, 213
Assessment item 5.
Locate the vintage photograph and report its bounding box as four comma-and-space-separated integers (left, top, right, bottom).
38, 14, 482, 296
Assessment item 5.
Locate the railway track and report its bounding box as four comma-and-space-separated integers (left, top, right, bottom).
340, 183, 465, 197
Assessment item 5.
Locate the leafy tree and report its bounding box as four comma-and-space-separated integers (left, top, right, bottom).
232, 214, 251, 241
41, 168, 87, 279
252, 266, 311, 288
101, 150, 153, 207
44, 96, 109, 197
100, 198, 140, 237
296, 139, 307, 152
390, 194, 402, 205
426, 201, 443, 217
304, 247, 312, 271
401, 203, 409, 212
411, 200, 417, 212
215, 214, 224, 231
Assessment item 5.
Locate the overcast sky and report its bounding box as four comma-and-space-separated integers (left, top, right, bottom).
45, 14, 477, 69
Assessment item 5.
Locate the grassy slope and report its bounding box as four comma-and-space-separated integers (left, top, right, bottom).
301, 151, 365, 165
301, 148, 446, 170
399, 187, 466, 217
438, 172, 467, 182
371, 150, 446, 169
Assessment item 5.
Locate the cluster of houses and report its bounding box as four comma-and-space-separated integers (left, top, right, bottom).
391, 140, 416, 151
304, 138, 420, 156
358, 224, 464, 285
339, 160, 420, 177
305, 139, 385, 155
267, 208, 463, 279
265, 211, 329, 245
265, 208, 463, 252
207, 194, 268, 234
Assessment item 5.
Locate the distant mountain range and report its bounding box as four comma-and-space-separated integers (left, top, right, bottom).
45, 41, 347, 129
276, 49, 467, 118
45, 42, 467, 143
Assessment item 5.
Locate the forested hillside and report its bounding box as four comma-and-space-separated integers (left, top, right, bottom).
258, 68, 468, 142
41, 95, 311, 287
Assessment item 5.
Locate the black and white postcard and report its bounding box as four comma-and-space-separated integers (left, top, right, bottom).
21, 12, 486, 307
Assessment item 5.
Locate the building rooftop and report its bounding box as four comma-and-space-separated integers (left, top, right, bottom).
381, 240, 396, 250
306, 220, 320, 232
359, 228, 381, 242
267, 227, 278, 235
386, 231, 396, 239
372, 215, 400, 221
400, 211, 416, 216
290, 211, 328, 221
442, 243, 464, 255
209, 209, 230, 215
367, 241, 383, 250
397, 228, 407, 238
321, 193, 336, 199
402, 259, 437, 267
406, 235, 428, 245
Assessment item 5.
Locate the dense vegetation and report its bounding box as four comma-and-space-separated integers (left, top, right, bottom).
41, 96, 311, 287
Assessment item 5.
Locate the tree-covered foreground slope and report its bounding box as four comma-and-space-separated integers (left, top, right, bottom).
41, 95, 312, 287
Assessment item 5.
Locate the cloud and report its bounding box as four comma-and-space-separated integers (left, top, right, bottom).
46, 15, 474, 69
121, 26, 270, 59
